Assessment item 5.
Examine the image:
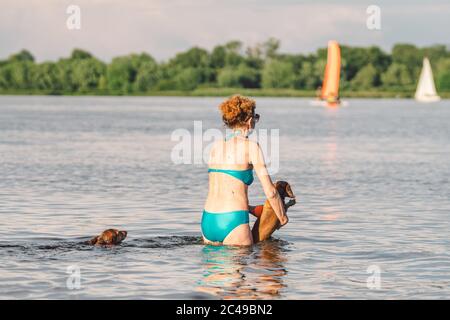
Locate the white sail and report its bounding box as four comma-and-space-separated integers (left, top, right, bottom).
415, 57, 440, 103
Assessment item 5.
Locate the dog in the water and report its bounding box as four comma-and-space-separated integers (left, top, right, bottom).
252, 181, 296, 243
88, 229, 127, 246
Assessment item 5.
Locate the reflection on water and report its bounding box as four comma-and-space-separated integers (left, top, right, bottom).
197, 240, 288, 299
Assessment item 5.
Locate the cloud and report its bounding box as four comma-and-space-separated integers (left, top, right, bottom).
0, 0, 448, 62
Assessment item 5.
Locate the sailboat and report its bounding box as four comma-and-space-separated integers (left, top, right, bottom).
311, 41, 344, 107
321, 40, 341, 107
415, 57, 440, 103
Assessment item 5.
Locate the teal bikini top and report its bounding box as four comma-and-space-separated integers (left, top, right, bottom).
208, 129, 254, 185
208, 168, 254, 186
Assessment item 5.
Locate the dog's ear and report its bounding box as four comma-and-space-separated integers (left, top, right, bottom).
275, 181, 289, 197
274, 181, 295, 198
285, 183, 295, 198
274, 181, 284, 192
117, 231, 127, 243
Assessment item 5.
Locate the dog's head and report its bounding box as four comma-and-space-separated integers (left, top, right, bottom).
275, 181, 295, 200
99, 229, 127, 245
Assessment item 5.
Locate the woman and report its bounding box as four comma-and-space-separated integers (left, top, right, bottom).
202, 95, 289, 246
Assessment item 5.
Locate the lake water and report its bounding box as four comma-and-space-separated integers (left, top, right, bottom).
0, 96, 449, 299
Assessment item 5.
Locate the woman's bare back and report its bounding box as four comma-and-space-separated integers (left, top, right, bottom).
204, 137, 252, 212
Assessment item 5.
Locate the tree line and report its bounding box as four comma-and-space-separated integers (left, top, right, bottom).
0, 38, 449, 94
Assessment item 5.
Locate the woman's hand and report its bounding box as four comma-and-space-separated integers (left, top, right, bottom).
280, 214, 289, 226
278, 214, 289, 229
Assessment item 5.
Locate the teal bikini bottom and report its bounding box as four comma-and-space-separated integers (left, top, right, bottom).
201, 210, 249, 242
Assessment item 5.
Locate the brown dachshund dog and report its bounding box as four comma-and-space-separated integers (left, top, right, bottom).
252, 181, 296, 243
88, 229, 127, 246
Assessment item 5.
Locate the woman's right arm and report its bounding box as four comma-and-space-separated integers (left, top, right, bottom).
249, 141, 288, 226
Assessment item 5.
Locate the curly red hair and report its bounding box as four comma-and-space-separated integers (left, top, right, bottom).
219, 95, 256, 128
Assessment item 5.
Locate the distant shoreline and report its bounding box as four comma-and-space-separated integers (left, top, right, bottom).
1, 88, 449, 99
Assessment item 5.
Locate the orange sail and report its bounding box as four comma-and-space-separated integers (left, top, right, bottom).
320, 41, 341, 106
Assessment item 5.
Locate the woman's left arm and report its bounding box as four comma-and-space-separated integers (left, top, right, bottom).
248, 141, 288, 226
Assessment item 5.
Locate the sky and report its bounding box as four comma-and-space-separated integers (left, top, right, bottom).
1, 0, 449, 62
